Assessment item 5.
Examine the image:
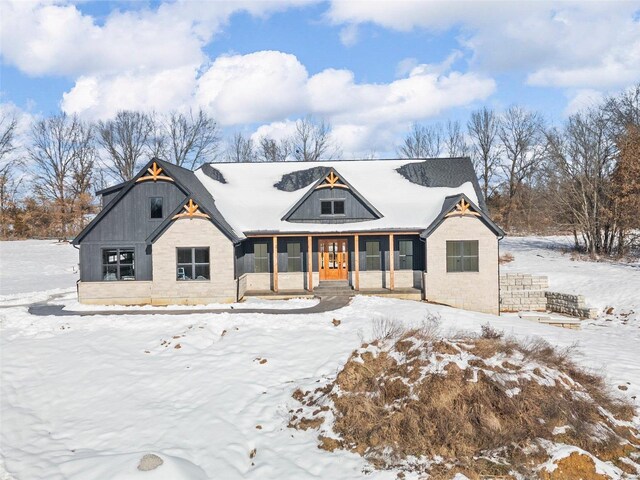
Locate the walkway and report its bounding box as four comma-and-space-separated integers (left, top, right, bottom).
27, 295, 353, 317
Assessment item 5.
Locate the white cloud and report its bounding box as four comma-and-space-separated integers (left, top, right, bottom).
251, 120, 298, 143
196, 51, 310, 124
339, 23, 359, 47
61, 50, 495, 154
0, 0, 314, 78
563, 89, 605, 116
327, 1, 640, 90
61, 66, 198, 119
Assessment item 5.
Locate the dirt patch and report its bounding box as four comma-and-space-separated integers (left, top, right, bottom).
288, 325, 639, 478
540, 452, 609, 480
499, 252, 515, 264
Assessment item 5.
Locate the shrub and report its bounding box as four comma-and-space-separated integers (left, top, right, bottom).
289, 327, 639, 478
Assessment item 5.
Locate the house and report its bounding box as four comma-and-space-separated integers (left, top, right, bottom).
73, 157, 504, 314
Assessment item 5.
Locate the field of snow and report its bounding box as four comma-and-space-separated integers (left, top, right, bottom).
501, 235, 640, 311
0, 240, 79, 304
0, 238, 638, 479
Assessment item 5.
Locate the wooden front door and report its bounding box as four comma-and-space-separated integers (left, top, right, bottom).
319, 239, 348, 281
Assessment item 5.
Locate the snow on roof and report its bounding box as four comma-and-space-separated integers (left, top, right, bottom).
194, 159, 480, 238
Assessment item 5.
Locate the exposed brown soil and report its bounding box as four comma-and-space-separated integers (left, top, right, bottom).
539, 452, 609, 480
288, 326, 639, 478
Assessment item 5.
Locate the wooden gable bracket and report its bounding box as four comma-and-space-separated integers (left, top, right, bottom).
444, 198, 481, 218
316, 170, 348, 189
172, 199, 210, 220
136, 161, 174, 183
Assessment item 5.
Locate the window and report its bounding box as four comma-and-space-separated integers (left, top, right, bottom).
365, 240, 381, 270
287, 242, 302, 272
398, 239, 414, 270
446, 240, 479, 272
102, 248, 135, 281
176, 247, 210, 280
254, 242, 269, 273
150, 197, 163, 219
320, 199, 345, 215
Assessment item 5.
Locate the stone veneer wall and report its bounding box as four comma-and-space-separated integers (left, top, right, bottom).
499, 273, 548, 312
425, 215, 500, 315
545, 292, 598, 319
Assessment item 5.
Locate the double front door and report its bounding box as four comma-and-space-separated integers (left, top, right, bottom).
319, 239, 348, 281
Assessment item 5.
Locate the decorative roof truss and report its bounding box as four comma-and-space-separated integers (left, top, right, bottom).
316, 170, 348, 189
136, 161, 174, 183
445, 198, 481, 218
172, 199, 210, 220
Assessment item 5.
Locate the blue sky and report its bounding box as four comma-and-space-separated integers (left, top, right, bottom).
1, 1, 639, 155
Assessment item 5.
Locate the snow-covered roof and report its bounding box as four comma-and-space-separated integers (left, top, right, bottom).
194, 158, 484, 238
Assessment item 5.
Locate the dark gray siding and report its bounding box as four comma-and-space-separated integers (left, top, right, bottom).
102, 189, 122, 208
287, 188, 378, 223
239, 237, 313, 274
79, 181, 187, 281
356, 235, 424, 271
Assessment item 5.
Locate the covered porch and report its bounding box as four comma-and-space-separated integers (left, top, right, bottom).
236, 231, 424, 300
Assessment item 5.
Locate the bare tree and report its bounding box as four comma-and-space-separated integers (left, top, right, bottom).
291, 116, 339, 161
444, 120, 469, 157
162, 109, 220, 168
397, 123, 442, 158
498, 106, 545, 230
0, 112, 18, 162
0, 162, 23, 238
468, 107, 501, 201
97, 110, 154, 182
29, 113, 95, 239
0, 112, 25, 238
545, 108, 617, 254
258, 136, 291, 162
225, 132, 256, 162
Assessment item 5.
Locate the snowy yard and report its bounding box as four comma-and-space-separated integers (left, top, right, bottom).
0, 239, 638, 479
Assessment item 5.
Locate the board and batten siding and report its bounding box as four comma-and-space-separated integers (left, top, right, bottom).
286, 188, 378, 223
424, 215, 499, 314
78, 181, 187, 282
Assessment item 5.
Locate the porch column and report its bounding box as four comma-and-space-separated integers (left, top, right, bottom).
273, 235, 278, 293
354, 234, 360, 290
307, 235, 313, 291
389, 233, 395, 291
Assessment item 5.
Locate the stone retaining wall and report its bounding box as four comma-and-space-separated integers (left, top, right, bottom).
500, 273, 598, 319
545, 292, 598, 319
500, 273, 548, 311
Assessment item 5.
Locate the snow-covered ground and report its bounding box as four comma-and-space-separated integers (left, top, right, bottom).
501, 235, 640, 311
0, 240, 79, 303
0, 238, 638, 479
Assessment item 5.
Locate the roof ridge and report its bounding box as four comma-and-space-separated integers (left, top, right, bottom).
200, 157, 471, 166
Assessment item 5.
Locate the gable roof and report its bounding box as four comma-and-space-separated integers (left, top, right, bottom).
194, 157, 491, 236
420, 193, 505, 239
73, 158, 241, 245
281, 167, 383, 221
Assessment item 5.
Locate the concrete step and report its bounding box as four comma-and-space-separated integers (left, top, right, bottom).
313, 281, 354, 297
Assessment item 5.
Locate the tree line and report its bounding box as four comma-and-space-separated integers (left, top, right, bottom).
0, 85, 638, 257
